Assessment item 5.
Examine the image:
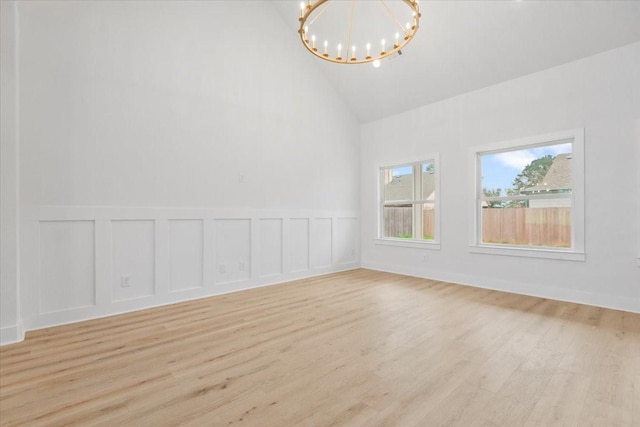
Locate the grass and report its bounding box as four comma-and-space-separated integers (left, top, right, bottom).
394, 234, 434, 240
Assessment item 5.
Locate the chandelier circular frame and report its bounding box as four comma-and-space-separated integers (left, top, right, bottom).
298, 0, 421, 65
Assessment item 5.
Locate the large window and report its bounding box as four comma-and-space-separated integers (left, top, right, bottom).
472, 129, 584, 260
379, 158, 439, 247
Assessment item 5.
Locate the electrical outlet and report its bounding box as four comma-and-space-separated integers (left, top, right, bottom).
422, 255, 428, 263
219, 264, 226, 274
239, 262, 245, 271
120, 276, 130, 287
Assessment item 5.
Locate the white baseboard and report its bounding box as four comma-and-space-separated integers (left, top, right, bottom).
362, 261, 640, 314
0, 320, 24, 346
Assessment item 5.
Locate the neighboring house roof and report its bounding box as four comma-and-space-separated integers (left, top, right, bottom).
385, 172, 435, 201
522, 153, 572, 194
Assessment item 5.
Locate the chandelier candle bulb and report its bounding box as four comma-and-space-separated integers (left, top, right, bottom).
299, 2, 304, 19
351, 45, 356, 61
323, 40, 328, 56
366, 42, 371, 59
394, 32, 399, 48
337, 43, 342, 60
381, 39, 386, 54
312, 35, 316, 50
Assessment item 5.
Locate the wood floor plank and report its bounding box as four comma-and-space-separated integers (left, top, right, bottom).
523, 368, 591, 427
419, 380, 496, 426
1, 269, 638, 427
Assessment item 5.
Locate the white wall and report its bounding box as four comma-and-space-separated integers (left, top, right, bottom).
1, 1, 23, 345
361, 42, 640, 313
12, 1, 360, 337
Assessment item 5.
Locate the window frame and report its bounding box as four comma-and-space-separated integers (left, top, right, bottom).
469, 129, 585, 261
376, 155, 441, 250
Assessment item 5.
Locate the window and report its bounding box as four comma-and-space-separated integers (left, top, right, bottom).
471, 129, 584, 261
378, 157, 439, 248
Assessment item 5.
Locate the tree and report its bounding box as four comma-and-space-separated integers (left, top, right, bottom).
482, 187, 505, 208
512, 155, 553, 193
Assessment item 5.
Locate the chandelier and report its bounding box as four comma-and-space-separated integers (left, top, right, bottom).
298, 0, 421, 66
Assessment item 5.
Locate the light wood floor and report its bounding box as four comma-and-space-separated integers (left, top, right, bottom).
1, 269, 638, 426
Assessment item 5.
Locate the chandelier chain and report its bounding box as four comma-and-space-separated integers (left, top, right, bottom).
308, 1, 331, 27
379, 0, 407, 33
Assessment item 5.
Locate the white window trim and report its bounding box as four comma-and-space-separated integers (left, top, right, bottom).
469, 128, 585, 261
376, 154, 441, 250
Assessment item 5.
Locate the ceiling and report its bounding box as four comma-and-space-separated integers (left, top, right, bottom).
272, 1, 640, 123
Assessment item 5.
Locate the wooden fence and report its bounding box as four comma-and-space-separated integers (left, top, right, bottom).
383, 207, 435, 239
384, 206, 570, 247
482, 207, 571, 247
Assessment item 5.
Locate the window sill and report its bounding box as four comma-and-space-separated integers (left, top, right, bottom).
469, 244, 585, 262
376, 238, 441, 250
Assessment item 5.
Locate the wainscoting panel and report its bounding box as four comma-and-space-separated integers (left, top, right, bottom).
22, 208, 358, 331
169, 219, 204, 292
335, 218, 358, 265
215, 219, 252, 285
259, 219, 283, 278
111, 220, 155, 301
289, 218, 310, 273
39, 220, 95, 314
310, 218, 333, 268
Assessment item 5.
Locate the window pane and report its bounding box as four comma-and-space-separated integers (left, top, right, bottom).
421, 203, 435, 240
379, 158, 439, 243
382, 204, 413, 238
481, 201, 571, 248
421, 162, 436, 201
383, 166, 413, 202
481, 143, 573, 198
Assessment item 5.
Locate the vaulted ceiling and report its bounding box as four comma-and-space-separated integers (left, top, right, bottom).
272, 1, 640, 123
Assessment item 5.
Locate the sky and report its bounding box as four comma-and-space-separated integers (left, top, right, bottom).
481, 142, 571, 193
391, 163, 432, 176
